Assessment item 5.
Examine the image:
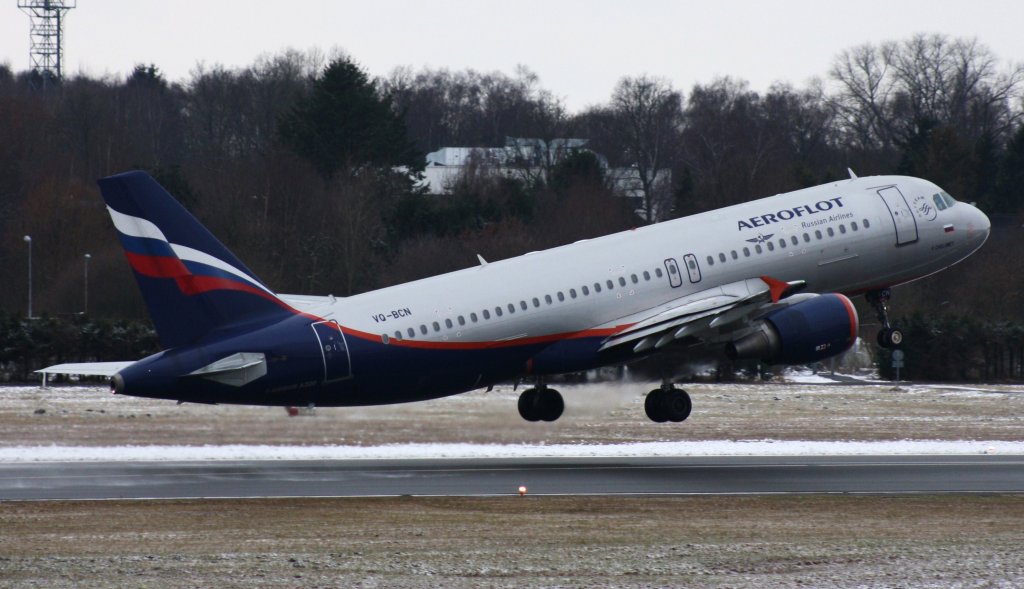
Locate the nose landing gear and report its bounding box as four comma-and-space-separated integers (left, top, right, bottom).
866, 289, 904, 349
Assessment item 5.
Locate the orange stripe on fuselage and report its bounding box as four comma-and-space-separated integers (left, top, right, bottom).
337, 323, 634, 351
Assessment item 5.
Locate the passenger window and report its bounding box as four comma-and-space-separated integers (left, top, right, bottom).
432, 321, 440, 332
631, 274, 638, 283
839, 224, 847, 234
420, 325, 428, 335
815, 230, 823, 240
618, 277, 627, 287
545, 294, 553, 304
495, 307, 503, 317
718, 253, 726, 262
445, 319, 453, 328
407, 328, 415, 338
458, 316, 465, 326
755, 244, 763, 254
569, 289, 577, 299
643, 271, 651, 280
607, 280, 614, 289
483, 310, 491, 320
731, 250, 738, 260
778, 239, 786, 249
706, 255, 714, 265
582, 286, 590, 295
767, 241, 775, 251
803, 233, 810, 243
863, 219, 870, 229
655, 268, 663, 278
532, 297, 540, 308
520, 301, 528, 310
851, 221, 858, 231
791, 236, 798, 246
743, 247, 750, 257
470, 313, 478, 323
394, 331, 401, 340
557, 292, 565, 302
827, 227, 835, 237
507, 304, 515, 313
594, 282, 602, 293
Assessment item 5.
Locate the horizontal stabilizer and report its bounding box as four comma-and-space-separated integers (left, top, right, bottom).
36, 362, 136, 377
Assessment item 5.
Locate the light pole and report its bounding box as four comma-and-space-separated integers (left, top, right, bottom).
83, 253, 91, 314
23, 235, 32, 319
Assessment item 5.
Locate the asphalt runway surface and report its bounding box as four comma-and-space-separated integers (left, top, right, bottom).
1, 455, 1023, 501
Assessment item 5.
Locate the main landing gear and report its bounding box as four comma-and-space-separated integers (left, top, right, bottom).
518, 385, 564, 422
866, 288, 904, 349
644, 382, 692, 423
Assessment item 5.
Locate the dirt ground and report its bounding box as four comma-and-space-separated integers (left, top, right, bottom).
1, 379, 1023, 447
1, 495, 1022, 589
2, 379, 1023, 588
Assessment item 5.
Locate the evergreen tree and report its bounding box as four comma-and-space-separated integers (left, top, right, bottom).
279, 57, 422, 180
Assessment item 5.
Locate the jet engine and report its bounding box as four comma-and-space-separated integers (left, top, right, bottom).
726, 293, 858, 364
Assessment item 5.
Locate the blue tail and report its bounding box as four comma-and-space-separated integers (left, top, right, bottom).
99, 171, 295, 349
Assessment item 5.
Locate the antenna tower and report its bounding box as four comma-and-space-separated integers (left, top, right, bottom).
18, 0, 77, 90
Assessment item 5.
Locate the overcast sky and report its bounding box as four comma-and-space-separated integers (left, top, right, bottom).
2, 0, 1022, 112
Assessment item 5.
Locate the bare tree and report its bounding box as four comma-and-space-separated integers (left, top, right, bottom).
609, 75, 683, 223
828, 42, 900, 152
830, 34, 1024, 152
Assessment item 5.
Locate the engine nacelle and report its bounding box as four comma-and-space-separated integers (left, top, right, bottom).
726, 293, 858, 364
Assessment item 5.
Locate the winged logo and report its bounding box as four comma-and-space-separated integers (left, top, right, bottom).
745, 233, 774, 244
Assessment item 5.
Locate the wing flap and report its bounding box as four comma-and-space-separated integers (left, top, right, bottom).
599, 276, 807, 353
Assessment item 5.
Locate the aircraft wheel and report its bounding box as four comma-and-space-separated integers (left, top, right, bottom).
644, 389, 669, 423
539, 388, 564, 422
517, 388, 541, 422
665, 389, 692, 423
877, 327, 904, 349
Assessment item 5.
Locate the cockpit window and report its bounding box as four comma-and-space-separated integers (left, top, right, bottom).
940, 191, 956, 207
933, 193, 948, 211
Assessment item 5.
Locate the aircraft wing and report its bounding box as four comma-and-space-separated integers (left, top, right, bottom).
598, 276, 811, 354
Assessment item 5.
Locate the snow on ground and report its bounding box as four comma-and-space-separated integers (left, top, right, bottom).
782, 370, 837, 384
0, 439, 1019, 462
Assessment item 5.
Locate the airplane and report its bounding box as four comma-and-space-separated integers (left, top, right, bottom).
40, 170, 990, 423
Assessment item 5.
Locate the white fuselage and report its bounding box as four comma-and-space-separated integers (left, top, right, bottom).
288, 175, 988, 351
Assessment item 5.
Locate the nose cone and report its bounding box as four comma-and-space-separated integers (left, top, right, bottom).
962, 203, 991, 251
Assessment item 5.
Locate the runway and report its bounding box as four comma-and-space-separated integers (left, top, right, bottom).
1, 455, 1022, 500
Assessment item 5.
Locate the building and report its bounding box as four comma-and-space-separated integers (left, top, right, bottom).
419, 137, 672, 220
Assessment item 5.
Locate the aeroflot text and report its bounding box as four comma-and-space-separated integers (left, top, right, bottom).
737, 197, 844, 231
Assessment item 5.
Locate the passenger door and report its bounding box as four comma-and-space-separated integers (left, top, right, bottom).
878, 186, 919, 246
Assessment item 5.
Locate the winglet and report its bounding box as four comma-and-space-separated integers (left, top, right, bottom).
847, 168, 858, 179
476, 254, 488, 266
761, 276, 790, 303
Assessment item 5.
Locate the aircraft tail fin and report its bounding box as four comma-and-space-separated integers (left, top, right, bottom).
99, 171, 295, 349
